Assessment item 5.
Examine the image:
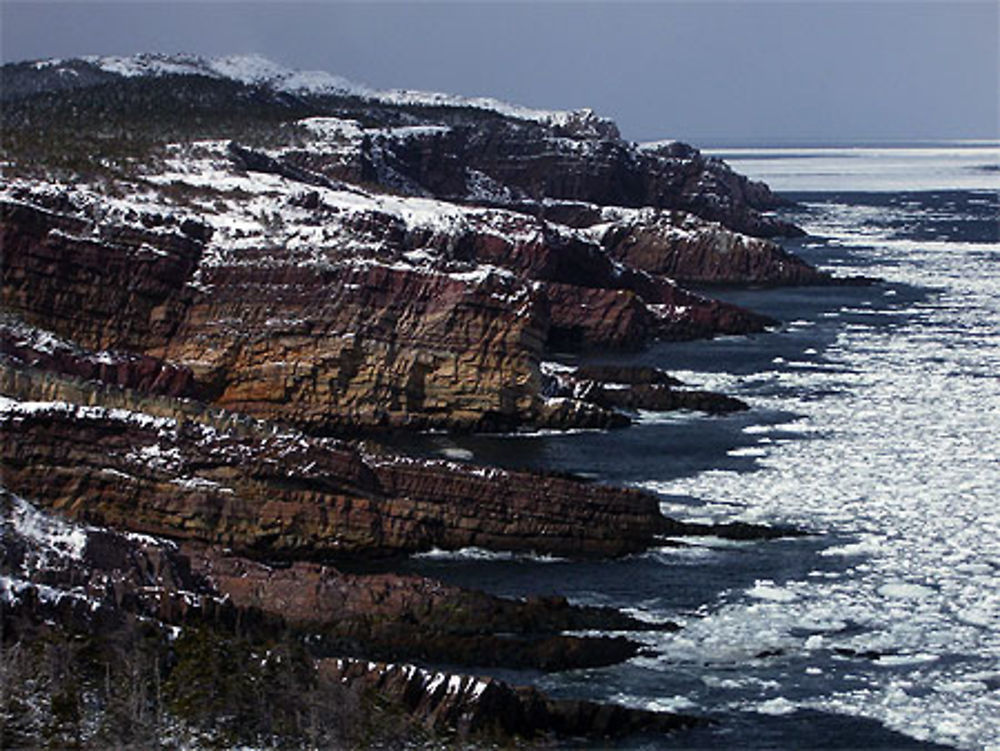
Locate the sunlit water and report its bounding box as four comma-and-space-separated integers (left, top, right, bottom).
393, 145, 1000, 749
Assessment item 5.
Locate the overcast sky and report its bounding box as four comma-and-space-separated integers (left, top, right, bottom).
1, 1, 996, 144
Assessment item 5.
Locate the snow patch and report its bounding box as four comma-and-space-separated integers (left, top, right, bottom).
6, 494, 88, 565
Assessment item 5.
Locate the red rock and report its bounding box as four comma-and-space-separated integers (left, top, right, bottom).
600, 209, 829, 285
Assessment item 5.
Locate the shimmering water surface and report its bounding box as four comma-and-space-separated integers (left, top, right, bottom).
400, 145, 1000, 749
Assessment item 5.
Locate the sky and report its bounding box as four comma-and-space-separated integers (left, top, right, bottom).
1, 1, 997, 144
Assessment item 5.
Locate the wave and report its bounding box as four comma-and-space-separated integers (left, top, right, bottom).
411, 546, 566, 563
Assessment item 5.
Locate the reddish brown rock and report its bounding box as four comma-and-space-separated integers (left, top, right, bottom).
600, 209, 829, 286
160, 261, 545, 432
2, 191, 771, 432
545, 283, 656, 350
0, 370, 672, 559
4, 492, 701, 745
1, 490, 658, 674
0, 199, 203, 352
185, 543, 666, 670
1, 320, 197, 398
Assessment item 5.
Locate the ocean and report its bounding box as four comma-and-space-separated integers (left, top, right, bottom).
397, 144, 1000, 749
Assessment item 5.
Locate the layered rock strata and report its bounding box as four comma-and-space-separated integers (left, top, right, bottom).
0, 376, 666, 559
1, 490, 657, 674
1, 492, 698, 745
0, 365, 798, 562
0, 53, 828, 747
2, 173, 773, 432
598, 207, 830, 286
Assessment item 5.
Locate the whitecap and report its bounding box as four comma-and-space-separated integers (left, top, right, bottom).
438, 447, 473, 461
821, 536, 883, 558
753, 697, 799, 716
874, 653, 940, 667
727, 446, 768, 458
411, 546, 564, 563
747, 581, 799, 603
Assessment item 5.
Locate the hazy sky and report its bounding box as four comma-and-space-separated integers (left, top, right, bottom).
1, 1, 997, 144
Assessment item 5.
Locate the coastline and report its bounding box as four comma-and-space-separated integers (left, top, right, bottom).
2, 54, 998, 748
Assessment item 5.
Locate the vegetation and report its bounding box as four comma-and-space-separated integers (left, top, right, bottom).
0, 75, 314, 181
0, 63, 523, 187
0, 612, 425, 749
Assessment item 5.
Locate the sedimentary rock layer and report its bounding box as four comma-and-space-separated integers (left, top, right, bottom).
1, 181, 771, 432
599, 208, 829, 286
0, 490, 659, 673
0, 376, 669, 559
1, 492, 700, 744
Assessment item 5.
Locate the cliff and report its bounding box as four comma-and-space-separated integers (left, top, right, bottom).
1, 166, 776, 432
2, 364, 783, 560
0, 53, 819, 747
2, 490, 699, 746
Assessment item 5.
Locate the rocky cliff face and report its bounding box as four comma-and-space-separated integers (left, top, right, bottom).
1, 491, 697, 746
1, 53, 822, 747
1, 151, 779, 432
598, 206, 830, 286
0, 198, 203, 353
0, 370, 681, 559
311, 116, 802, 238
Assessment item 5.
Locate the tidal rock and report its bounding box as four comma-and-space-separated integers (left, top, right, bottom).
599, 207, 829, 286
574, 363, 685, 387
595, 383, 748, 415
1, 491, 660, 674
320, 657, 706, 741
186, 543, 669, 671
541, 362, 748, 417
291, 109, 799, 237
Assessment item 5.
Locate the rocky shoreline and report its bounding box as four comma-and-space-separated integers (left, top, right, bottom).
1, 53, 850, 747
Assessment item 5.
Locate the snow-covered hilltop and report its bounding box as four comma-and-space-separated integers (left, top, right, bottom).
39, 52, 617, 133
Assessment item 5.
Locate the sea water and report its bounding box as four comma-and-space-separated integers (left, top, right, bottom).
402, 144, 1000, 749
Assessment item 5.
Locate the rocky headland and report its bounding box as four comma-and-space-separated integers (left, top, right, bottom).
2, 53, 834, 747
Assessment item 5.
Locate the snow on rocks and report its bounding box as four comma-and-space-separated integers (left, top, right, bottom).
5, 492, 88, 570
0, 395, 177, 434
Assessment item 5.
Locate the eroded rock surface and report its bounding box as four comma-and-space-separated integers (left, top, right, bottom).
542, 362, 749, 417
321, 657, 706, 741
0, 53, 821, 748
0, 369, 670, 559
1, 492, 698, 745
599, 208, 829, 286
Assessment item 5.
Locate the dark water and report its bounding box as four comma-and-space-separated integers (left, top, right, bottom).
389, 149, 1000, 749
